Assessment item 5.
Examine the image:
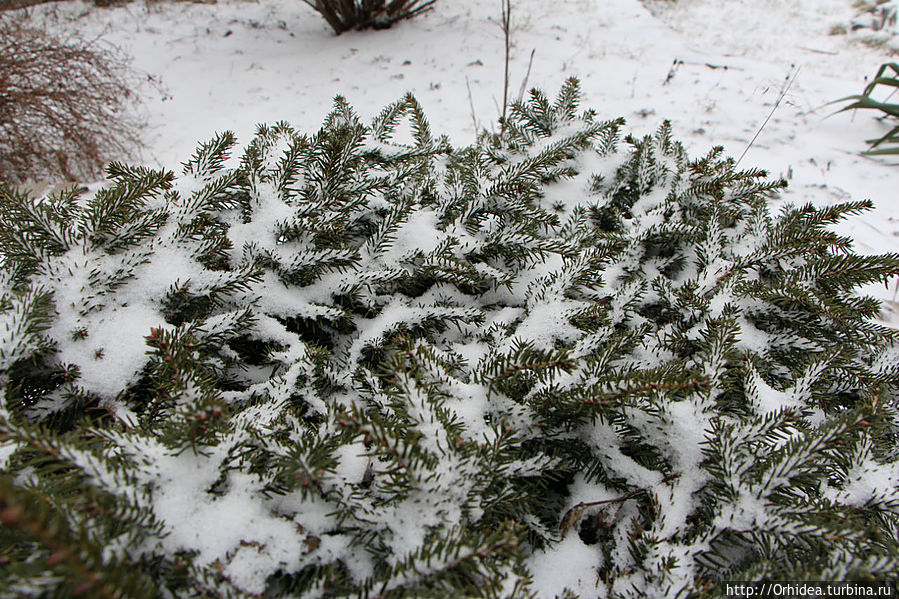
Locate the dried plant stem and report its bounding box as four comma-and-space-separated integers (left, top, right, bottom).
466, 76, 479, 133
559, 473, 682, 538
736, 65, 801, 167
500, 0, 512, 134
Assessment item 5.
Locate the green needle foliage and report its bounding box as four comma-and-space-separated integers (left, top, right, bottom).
837, 62, 899, 155
1, 78, 898, 597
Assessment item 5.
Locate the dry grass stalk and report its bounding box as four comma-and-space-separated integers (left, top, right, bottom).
499, 0, 511, 133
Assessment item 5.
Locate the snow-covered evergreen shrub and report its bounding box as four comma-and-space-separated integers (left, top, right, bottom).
1, 79, 898, 597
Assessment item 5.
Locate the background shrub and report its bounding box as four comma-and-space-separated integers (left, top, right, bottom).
0, 13, 141, 183
302, 0, 437, 34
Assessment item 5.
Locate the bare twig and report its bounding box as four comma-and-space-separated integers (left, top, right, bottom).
736, 65, 801, 167
499, 0, 511, 134
559, 472, 682, 538
797, 46, 838, 56
662, 58, 683, 86
0, 14, 143, 183
465, 76, 479, 134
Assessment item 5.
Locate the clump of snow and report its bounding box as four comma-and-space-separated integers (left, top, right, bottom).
39, 247, 168, 398
528, 535, 604, 598
0, 440, 18, 470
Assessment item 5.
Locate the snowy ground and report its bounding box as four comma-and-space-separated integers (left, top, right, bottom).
22, 0, 899, 314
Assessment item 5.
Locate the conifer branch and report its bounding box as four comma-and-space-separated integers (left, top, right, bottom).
0, 477, 154, 599
489, 357, 577, 385
584, 378, 710, 404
